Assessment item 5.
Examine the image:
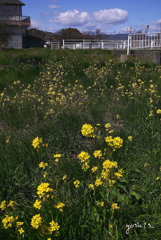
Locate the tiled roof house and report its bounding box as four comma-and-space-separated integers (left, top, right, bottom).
0, 0, 44, 48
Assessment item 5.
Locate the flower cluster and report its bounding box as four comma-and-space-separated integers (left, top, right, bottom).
49, 220, 60, 232
54, 154, 61, 162
39, 162, 48, 169
2, 215, 15, 229
91, 166, 98, 173
105, 136, 123, 149
111, 203, 120, 210
0, 200, 16, 211
32, 137, 42, 149
102, 160, 118, 170
37, 183, 53, 199
95, 179, 103, 187
16, 222, 24, 234
33, 199, 42, 209
77, 151, 90, 171
0, 200, 6, 211
88, 184, 95, 190
128, 136, 133, 141
54, 202, 65, 212
81, 123, 95, 138
156, 109, 161, 114
77, 151, 90, 162
73, 180, 80, 188
32, 137, 48, 150
93, 150, 102, 159
31, 214, 42, 229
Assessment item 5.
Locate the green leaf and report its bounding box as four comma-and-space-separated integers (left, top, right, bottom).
129, 189, 141, 200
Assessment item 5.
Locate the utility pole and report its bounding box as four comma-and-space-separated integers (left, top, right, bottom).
18, 0, 20, 34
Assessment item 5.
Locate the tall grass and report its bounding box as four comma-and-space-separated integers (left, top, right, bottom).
0, 48, 161, 239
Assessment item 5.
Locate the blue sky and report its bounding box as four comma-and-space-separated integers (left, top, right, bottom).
22, 0, 161, 34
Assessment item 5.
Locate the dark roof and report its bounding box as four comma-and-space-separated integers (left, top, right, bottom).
0, 0, 25, 5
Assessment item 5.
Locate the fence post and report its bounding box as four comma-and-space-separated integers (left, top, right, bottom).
63, 39, 64, 49
102, 40, 104, 49
127, 35, 131, 55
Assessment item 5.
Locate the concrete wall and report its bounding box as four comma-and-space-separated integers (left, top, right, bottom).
133, 51, 160, 65
111, 50, 161, 65
7, 35, 44, 49
8, 35, 22, 49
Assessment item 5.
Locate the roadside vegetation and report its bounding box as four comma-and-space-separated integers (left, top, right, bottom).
0, 48, 161, 240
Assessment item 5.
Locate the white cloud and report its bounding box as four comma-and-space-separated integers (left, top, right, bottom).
48, 5, 61, 9
54, 10, 90, 26
52, 8, 128, 28
30, 19, 42, 29
92, 8, 128, 24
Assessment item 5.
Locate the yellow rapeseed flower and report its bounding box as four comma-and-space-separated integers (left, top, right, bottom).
16, 221, 24, 229
37, 183, 53, 198
112, 137, 123, 149
108, 179, 116, 186
54, 154, 61, 158
18, 228, 24, 234
88, 184, 95, 190
81, 123, 95, 138
95, 179, 103, 187
128, 136, 133, 141
6, 137, 10, 143
7, 200, 16, 208
31, 214, 42, 229
144, 162, 149, 167
102, 160, 118, 170
77, 151, 90, 162
2, 215, 15, 229
54, 202, 65, 212
82, 162, 90, 171
62, 175, 67, 181
73, 180, 80, 188
114, 172, 122, 179
105, 123, 111, 129
32, 137, 42, 149
49, 220, 60, 232
93, 150, 102, 158
39, 162, 48, 169
111, 203, 120, 210
43, 172, 48, 178
0, 200, 6, 210
33, 199, 42, 209
156, 109, 161, 114
91, 166, 98, 173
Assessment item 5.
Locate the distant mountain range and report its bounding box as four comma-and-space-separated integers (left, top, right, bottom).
27, 28, 129, 42
106, 34, 128, 40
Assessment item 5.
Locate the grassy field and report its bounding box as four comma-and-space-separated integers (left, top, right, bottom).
0, 48, 161, 240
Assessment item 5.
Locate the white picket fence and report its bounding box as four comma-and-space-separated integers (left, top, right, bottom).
62, 39, 128, 50
127, 32, 161, 54
51, 42, 60, 49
